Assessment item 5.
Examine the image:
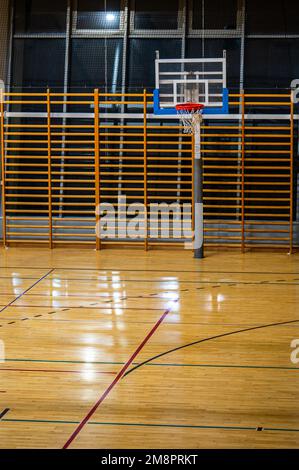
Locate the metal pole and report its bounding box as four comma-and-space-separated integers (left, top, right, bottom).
193, 116, 204, 259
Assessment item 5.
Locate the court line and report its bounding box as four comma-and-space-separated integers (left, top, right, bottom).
3, 418, 79, 425
89, 422, 299, 432
0, 368, 116, 375
2, 315, 299, 332
16, 278, 299, 284
124, 318, 299, 377
3, 358, 298, 371
2, 276, 298, 307
4, 317, 299, 329
50, 269, 299, 274
4, 279, 299, 300
3, 277, 299, 286
142, 363, 299, 371
0, 277, 39, 280
0, 409, 10, 420
0, 269, 54, 315
6, 305, 163, 311
2, 417, 299, 433
4, 358, 125, 365
7, 293, 172, 298
62, 298, 179, 449
2, 266, 299, 275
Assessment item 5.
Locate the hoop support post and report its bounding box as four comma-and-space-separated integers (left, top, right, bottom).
193, 121, 204, 259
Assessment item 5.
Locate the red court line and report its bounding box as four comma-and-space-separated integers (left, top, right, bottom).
0, 368, 116, 375
62, 298, 178, 449
0, 408, 10, 419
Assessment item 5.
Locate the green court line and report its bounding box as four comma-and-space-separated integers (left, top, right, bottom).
88, 422, 299, 432
146, 363, 299, 371
2, 418, 79, 424
2, 418, 299, 433
4, 358, 299, 371
5, 358, 124, 365
89, 422, 257, 431
266, 427, 299, 433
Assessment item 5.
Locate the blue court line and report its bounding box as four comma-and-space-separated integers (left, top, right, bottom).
4, 358, 299, 371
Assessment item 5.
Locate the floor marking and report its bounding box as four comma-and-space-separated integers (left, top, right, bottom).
0, 368, 116, 375
87, 422, 299, 433
0, 269, 54, 315
5, 358, 126, 365
3, 418, 79, 425
3, 266, 299, 275
142, 363, 299, 371
124, 318, 299, 377
5, 281, 299, 294
0, 408, 10, 420
10, 305, 164, 311
2, 417, 299, 433
62, 298, 179, 449
265, 427, 299, 432
0, 276, 38, 280
1, 294, 177, 328
16, 318, 299, 329
25, 276, 299, 284
3, 358, 299, 371
3, 277, 297, 316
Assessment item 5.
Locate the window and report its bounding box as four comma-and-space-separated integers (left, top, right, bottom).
128, 39, 181, 89
133, 0, 179, 30
12, 39, 65, 88
186, 39, 240, 89
192, 0, 238, 30
76, 0, 121, 30
70, 39, 123, 90
245, 39, 299, 90
14, 0, 67, 33
246, 0, 299, 35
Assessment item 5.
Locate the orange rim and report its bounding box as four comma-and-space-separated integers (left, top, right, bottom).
175, 103, 205, 112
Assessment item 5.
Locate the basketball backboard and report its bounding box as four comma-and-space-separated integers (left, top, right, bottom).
153, 50, 229, 116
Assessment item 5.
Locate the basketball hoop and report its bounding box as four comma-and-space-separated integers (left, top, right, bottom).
175, 103, 205, 134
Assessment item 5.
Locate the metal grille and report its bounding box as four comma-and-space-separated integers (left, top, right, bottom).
0, 91, 295, 251
0, 90, 193, 248
202, 92, 294, 251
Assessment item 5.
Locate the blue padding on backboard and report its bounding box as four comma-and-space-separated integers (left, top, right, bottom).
153, 88, 229, 115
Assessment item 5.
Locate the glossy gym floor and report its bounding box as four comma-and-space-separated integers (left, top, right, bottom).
0, 247, 298, 448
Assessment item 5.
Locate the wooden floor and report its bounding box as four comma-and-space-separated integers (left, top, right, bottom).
0, 247, 298, 449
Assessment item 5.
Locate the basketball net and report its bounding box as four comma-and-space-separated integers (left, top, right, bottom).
176, 106, 203, 134
176, 103, 204, 159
